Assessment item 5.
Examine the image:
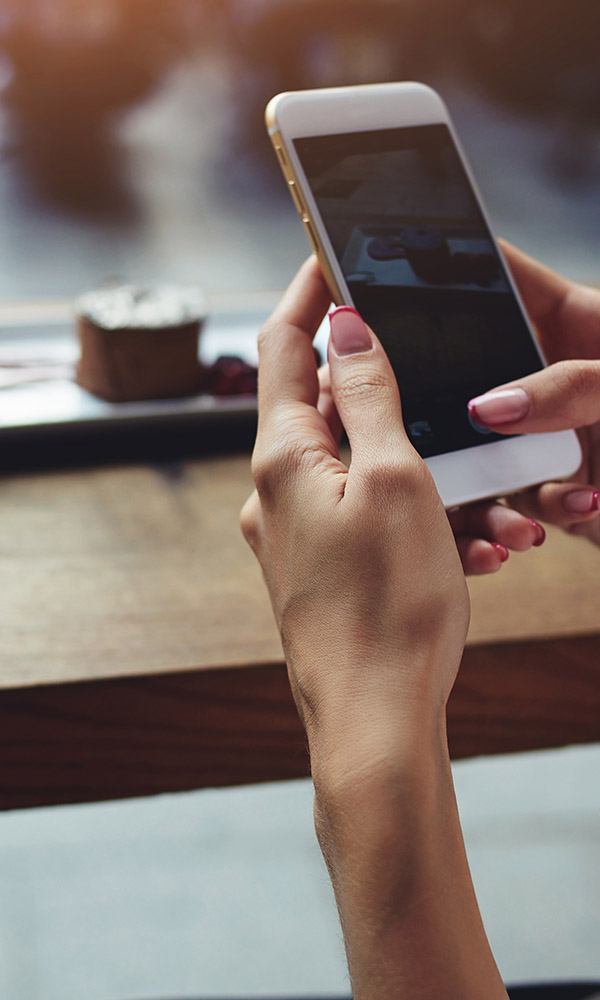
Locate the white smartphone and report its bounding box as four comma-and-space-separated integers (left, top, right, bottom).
266, 82, 582, 508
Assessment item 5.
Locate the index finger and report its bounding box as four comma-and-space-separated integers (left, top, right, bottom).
257, 256, 331, 424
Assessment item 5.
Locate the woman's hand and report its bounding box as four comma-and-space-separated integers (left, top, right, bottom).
468, 242, 600, 544
316, 360, 547, 575
240, 258, 508, 1000
241, 257, 471, 772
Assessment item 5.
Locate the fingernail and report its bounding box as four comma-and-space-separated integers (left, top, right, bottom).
468, 388, 530, 425
492, 543, 509, 562
528, 519, 546, 546
329, 306, 372, 356
563, 489, 600, 514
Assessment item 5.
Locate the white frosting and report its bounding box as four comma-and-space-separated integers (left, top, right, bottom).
77, 284, 208, 330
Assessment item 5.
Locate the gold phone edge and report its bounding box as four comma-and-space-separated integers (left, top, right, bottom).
266, 117, 346, 306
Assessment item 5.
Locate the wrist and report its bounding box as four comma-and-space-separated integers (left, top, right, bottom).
285, 623, 466, 763
311, 712, 451, 876
310, 703, 449, 806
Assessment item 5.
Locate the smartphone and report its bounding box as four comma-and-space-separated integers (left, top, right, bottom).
266, 82, 581, 508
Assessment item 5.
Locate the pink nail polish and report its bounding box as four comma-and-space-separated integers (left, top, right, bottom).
528, 519, 546, 546
329, 306, 372, 356
467, 401, 488, 430
492, 543, 509, 562
331, 306, 361, 318
564, 489, 600, 514
468, 388, 530, 425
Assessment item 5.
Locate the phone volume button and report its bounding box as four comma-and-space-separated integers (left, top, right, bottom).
275, 144, 287, 167
303, 219, 319, 253
288, 180, 305, 216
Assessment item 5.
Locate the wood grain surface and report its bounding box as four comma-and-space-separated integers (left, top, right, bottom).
2, 455, 599, 688
1, 455, 599, 810
0, 634, 598, 811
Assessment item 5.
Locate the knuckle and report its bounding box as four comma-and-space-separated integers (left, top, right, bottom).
256, 318, 279, 356
360, 449, 429, 503
250, 448, 281, 500
554, 360, 594, 407
250, 435, 311, 503
335, 367, 395, 405
239, 493, 260, 549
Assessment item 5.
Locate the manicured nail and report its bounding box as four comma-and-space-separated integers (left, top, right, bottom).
492, 543, 509, 562
329, 306, 372, 356
528, 519, 546, 546
468, 388, 530, 425
563, 489, 600, 514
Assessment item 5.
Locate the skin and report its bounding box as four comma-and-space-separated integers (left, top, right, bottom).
241, 257, 507, 999
472, 240, 600, 543
240, 248, 600, 997
315, 354, 545, 574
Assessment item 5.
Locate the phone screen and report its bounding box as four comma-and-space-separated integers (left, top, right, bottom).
293, 124, 543, 459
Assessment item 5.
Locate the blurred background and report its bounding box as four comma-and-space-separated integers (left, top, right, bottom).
0, 0, 598, 298
0, 2, 599, 998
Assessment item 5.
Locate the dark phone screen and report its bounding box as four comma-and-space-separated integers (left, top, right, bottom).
294, 124, 542, 459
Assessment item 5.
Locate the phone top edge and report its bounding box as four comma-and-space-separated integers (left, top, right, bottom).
267, 81, 443, 103
265, 82, 448, 136
265, 92, 293, 133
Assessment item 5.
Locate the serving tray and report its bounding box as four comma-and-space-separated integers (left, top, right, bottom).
0, 294, 331, 469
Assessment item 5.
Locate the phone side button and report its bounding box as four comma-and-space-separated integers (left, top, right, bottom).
274, 144, 287, 167
288, 180, 306, 216
303, 219, 319, 253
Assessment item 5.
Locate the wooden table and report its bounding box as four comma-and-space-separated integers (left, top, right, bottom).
1, 452, 599, 812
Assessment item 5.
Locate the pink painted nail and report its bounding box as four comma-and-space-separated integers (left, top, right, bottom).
468, 388, 530, 425
329, 306, 372, 356
528, 519, 546, 546
563, 489, 600, 514
492, 543, 509, 562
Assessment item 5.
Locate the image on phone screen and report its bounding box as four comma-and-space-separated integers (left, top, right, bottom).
293, 125, 543, 459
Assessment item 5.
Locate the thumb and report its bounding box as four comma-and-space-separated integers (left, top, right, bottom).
468, 359, 600, 434
327, 306, 413, 466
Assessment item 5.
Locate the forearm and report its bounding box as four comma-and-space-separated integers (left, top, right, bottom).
311, 721, 508, 1000
244, 255, 510, 996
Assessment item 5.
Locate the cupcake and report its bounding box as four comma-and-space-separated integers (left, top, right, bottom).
76, 283, 207, 402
